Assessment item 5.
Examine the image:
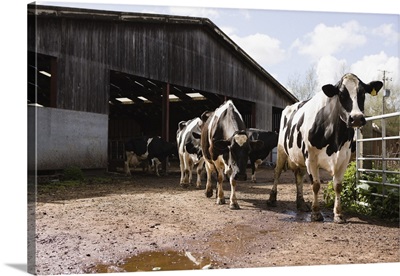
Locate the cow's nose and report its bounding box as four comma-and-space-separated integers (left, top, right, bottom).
349, 114, 366, 127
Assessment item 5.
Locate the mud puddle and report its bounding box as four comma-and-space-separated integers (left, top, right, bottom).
86, 250, 219, 273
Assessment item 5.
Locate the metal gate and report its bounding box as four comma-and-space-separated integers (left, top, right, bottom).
108, 140, 126, 173
355, 111, 400, 198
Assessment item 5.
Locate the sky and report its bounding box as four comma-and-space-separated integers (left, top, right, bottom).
36, 0, 400, 95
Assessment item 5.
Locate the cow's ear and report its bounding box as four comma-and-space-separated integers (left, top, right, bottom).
201, 111, 213, 122
250, 140, 264, 151
366, 81, 383, 96
178, 121, 187, 131
213, 140, 230, 152
192, 131, 201, 140
322, 84, 339, 98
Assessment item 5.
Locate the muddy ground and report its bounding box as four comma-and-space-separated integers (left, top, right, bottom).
33, 162, 399, 275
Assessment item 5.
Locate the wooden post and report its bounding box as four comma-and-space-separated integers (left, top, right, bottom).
50, 57, 57, 108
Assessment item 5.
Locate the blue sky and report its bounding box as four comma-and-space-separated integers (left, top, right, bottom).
38, 0, 399, 94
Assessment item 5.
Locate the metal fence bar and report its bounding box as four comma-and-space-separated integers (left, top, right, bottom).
357, 157, 400, 161
365, 111, 400, 121
355, 111, 400, 200
358, 179, 399, 188
358, 168, 400, 174
357, 136, 400, 142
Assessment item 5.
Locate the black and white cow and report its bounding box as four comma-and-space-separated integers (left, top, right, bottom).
124, 136, 149, 175
176, 117, 205, 188
201, 100, 263, 209
268, 73, 383, 223
247, 128, 278, 182
124, 136, 177, 176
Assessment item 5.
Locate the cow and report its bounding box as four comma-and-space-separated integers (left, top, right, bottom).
267, 73, 383, 223
176, 117, 205, 188
200, 100, 263, 209
124, 136, 177, 176
247, 128, 279, 182
124, 136, 149, 175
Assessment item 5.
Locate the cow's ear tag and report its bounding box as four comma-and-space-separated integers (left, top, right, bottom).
371, 88, 377, 96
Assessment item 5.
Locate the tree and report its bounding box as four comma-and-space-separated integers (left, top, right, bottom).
287, 65, 318, 101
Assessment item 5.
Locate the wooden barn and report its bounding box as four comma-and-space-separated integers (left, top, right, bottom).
27, 4, 297, 172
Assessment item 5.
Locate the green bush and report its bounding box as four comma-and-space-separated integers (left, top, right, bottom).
62, 166, 84, 181
323, 161, 399, 221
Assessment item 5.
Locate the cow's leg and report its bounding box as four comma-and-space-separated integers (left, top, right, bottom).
180, 153, 190, 187
250, 160, 256, 182
188, 158, 194, 185
204, 161, 214, 198
294, 168, 310, 211
229, 175, 240, 209
332, 176, 346, 223
152, 158, 162, 176
195, 157, 204, 189
179, 154, 186, 186
267, 146, 286, 207
307, 166, 323, 222
124, 160, 131, 176
216, 166, 226, 205
251, 159, 262, 183
124, 151, 132, 176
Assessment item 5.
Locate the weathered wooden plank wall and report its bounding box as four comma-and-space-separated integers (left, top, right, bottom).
28, 6, 296, 131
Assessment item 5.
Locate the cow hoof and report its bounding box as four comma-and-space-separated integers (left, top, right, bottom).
217, 198, 225, 205
206, 190, 213, 198
195, 185, 202, 190
229, 203, 240, 210
311, 212, 324, 222
334, 215, 346, 224
180, 183, 189, 188
266, 199, 277, 207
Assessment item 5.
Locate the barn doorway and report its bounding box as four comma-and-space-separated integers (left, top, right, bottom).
107, 70, 255, 173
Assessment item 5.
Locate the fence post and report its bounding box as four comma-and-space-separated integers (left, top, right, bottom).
356, 128, 360, 186
381, 118, 387, 196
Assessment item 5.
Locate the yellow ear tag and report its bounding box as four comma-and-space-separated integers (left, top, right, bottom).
371, 88, 377, 96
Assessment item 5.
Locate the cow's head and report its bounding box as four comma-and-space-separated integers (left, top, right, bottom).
322, 73, 383, 128
213, 130, 263, 181
186, 122, 203, 158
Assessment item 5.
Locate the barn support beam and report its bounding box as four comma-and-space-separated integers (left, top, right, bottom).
50, 57, 57, 108
162, 82, 170, 174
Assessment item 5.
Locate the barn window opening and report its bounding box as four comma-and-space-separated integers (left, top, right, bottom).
28, 51, 57, 108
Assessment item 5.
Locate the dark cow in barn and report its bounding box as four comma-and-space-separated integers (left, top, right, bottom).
176, 117, 205, 188
124, 136, 149, 175
247, 128, 278, 182
268, 73, 383, 223
201, 100, 263, 209
124, 136, 177, 176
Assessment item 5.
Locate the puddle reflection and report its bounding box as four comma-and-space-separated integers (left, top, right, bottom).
88, 250, 218, 273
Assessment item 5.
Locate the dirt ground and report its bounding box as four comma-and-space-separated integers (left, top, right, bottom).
32, 162, 399, 275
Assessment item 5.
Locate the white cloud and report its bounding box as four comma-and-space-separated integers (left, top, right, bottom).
316, 55, 348, 86
315, 52, 399, 90
293, 20, 367, 60
371, 23, 400, 46
350, 51, 400, 86
230, 33, 286, 66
